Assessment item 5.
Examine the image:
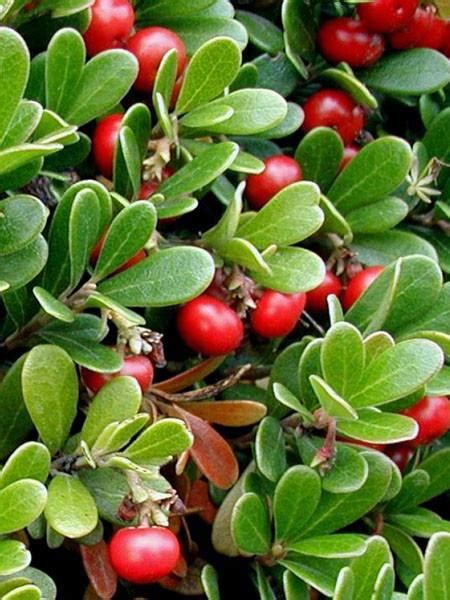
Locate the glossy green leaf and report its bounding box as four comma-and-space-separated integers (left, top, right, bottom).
295, 127, 343, 192
423, 532, 450, 600
124, 418, 193, 464
22, 345, 78, 454
235, 11, 283, 55
346, 197, 409, 234
351, 231, 438, 267
32, 286, 74, 323
282, 0, 315, 75
91, 413, 149, 455
283, 570, 309, 600
215, 238, 271, 274
0, 540, 31, 577
0, 235, 48, 291
231, 492, 271, 555
350, 536, 392, 600
152, 49, 178, 112
322, 67, 378, 109
0, 479, 47, 534
337, 408, 418, 444
0, 195, 47, 256
0, 442, 50, 488
255, 416, 286, 482
201, 564, 220, 600
280, 555, 347, 597
113, 125, 141, 199
290, 534, 366, 558
310, 376, 358, 420
69, 189, 101, 289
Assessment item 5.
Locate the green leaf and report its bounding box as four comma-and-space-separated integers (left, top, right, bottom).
1, 100, 42, 148
282, 0, 315, 75
45, 28, 85, 116
98, 246, 214, 307
22, 345, 78, 455
91, 413, 149, 455
201, 565, 220, 600
273, 383, 314, 423
251, 246, 325, 293
158, 142, 239, 199
176, 37, 241, 113
152, 49, 178, 112
408, 575, 424, 600
321, 322, 365, 400
93, 202, 156, 281
415, 448, 450, 504
78, 467, 133, 526
237, 182, 322, 248
252, 52, 298, 97
290, 534, 366, 558
348, 339, 443, 407
0, 142, 62, 177
45, 474, 97, 538
324, 443, 369, 494
63, 50, 138, 125
424, 533, 450, 600
337, 408, 418, 444
423, 107, 450, 169
300, 452, 392, 537
32, 286, 74, 323
255, 416, 286, 482
0, 235, 47, 291
0, 28, 29, 144
0, 479, 47, 534
81, 376, 142, 447
120, 103, 151, 162
69, 189, 101, 289
328, 137, 412, 214
280, 555, 347, 597
346, 197, 409, 234
113, 126, 141, 199
388, 507, 450, 537
231, 492, 271, 555
350, 231, 438, 267
334, 567, 355, 600
0, 195, 48, 256
0, 356, 33, 459
0, 442, 50, 488
196, 89, 287, 135
283, 570, 309, 600
0, 540, 31, 577
273, 466, 321, 543
295, 127, 343, 192
181, 104, 234, 129
235, 11, 283, 55
427, 366, 450, 396
203, 183, 243, 245
319, 195, 352, 240
322, 67, 378, 109
256, 102, 303, 139
85, 291, 145, 325
383, 524, 423, 582
215, 238, 271, 274
386, 469, 430, 513
360, 49, 450, 96
350, 536, 393, 600
124, 418, 193, 464
310, 376, 358, 420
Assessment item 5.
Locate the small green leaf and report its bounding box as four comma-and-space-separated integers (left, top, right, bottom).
346, 197, 408, 234
216, 238, 271, 274
176, 37, 241, 113
231, 492, 271, 555
124, 418, 193, 464
274, 466, 321, 543
45, 474, 98, 538
295, 127, 343, 192
280, 555, 347, 597
0, 442, 50, 488
255, 416, 286, 482
113, 126, 141, 199
33, 286, 74, 323
337, 408, 418, 444
201, 564, 220, 600
289, 534, 366, 558
282, 0, 315, 74
0, 195, 47, 256
0, 479, 47, 535
350, 536, 393, 600
322, 67, 378, 109
22, 345, 78, 455
153, 49, 178, 111
310, 375, 358, 420
0, 235, 48, 291
283, 570, 309, 600
92, 414, 149, 455
203, 183, 243, 245
423, 532, 450, 600
0, 540, 31, 577
68, 189, 101, 289
235, 11, 283, 55
81, 376, 142, 447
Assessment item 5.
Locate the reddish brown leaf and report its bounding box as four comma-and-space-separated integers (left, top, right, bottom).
152, 357, 225, 393
184, 400, 267, 426
186, 480, 218, 524
80, 541, 117, 600
170, 406, 239, 490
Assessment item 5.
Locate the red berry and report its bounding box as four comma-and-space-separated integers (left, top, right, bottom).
389, 7, 434, 49
340, 145, 360, 171
357, 0, 418, 33
302, 89, 366, 145
342, 266, 384, 310
385, 444, 414, 471
92, 113, 123, 179
177, 295, 244, 356
83, 0, 135, 56
402, 396, 450, 447
306, 271, 342, 313
109, 526, 180, 584
245, 155, 302, 209
139, 167, 174, 199
421, 15, 446, 50
441, 22, 450, 57
317, 17, 385, 68
250, 290, 306, 338
81, 355, 154, 394
126, 27, 187, 92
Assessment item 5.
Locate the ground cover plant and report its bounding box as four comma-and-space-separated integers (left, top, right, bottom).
0, 0, 449, 598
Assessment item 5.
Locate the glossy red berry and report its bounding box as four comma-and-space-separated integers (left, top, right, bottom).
92, 113, 123, 178
441, 22, 450, 57
357, 0, 418, 33
302, 89, 366, 145
402, 396, 450, 447
342, 266, 384, 310
389, 7, 434, 49
81, 355, 154, 394
177, 295, 244, 356
421, 15, 446, 50
126, 27, 187, 92
340, 145, 360, 171
83, 0, 135, 56
245, 155, 302, 209
306, 271, 342, 313
317, 17, 385, 68
250, 290, 306, 338
109, 526, 180, 584
385, 444, 414, 471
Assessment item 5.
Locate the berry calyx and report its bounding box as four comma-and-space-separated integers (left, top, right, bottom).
109, 526, 180, 584
92, 113, 123, 179
81, 354, 154, 394
126, 27, 187, 92
357, 0, 418, 33
317, 17, 385, 68
342, 265, 384, 310
302, 89, 366, 145
306, 271, 342, 313
245, 155, 302, 209
177, 295, 244, 356
402, 396, 450, 447
250, 290, 306, 338
83, 0, 135, 56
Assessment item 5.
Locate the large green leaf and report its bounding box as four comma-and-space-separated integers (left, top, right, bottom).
45, 475, 97, 538
98, 246, 214, 307
22, 345, 78, 455
0, 479, 47, 534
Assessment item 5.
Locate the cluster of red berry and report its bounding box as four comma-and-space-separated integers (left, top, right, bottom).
318, 0, 449, 70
